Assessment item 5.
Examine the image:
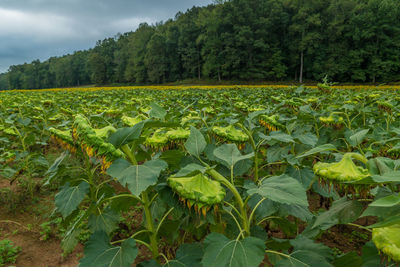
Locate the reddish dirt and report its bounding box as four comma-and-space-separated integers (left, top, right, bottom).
0, 187, 83, 267
0, 223, 82, 267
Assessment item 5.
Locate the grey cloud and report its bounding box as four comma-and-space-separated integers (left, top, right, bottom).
0, 0, 213, 72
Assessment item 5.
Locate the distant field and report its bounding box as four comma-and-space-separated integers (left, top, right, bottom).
4, 84, 400, 93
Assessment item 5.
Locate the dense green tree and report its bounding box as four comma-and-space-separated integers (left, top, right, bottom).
124, 23, 155, 83
144, 33, 168, 83
4, 0, 400, 89
0, 73, 8, 90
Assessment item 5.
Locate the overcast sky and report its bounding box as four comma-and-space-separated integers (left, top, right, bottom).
0, 0, 213, 73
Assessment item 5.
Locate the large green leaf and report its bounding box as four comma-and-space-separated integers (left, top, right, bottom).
184, 126, 206, 157
372, 171, 400, 183
290, 235, 333, 260
61, 211, 86, 254
61, 227, 81, 255
160, 149, 185, 170
367, 215, 400, 228
79, 231, 137, 267
333, 252, 362, 267
88, 208, 120, 235
55, 182, 89, 218
287, 166, 315, 189
108, 121, 144, 148
149, 102, 167, 119
259, 132, 295, 143
367, 157, 397, 175
273, 250, 333, 267
362, 204, 400, 219
370, 194, 400, 207
349, 129, 369, 146
267, 145, 290, 163
43, 151, 68, 185
296, 132, 318, 146
247, 174, 308, 206
361, 241, 384, 267
107, 159, 167, 196
296, 144, 337, 159
312, 198, 363, 230
164, 243, 203, 267
202, 233, 265, 267
174, 163, 206, 177
213, 144, 254, 170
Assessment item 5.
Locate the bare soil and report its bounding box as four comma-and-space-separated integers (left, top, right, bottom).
0, 181, 83, 267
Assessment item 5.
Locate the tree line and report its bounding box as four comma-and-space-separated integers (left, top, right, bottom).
1, 0, 400, 90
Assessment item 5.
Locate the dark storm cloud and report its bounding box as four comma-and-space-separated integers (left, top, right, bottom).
0, 0, 213, 72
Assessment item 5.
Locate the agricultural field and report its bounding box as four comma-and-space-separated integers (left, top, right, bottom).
0, 85, 400, 266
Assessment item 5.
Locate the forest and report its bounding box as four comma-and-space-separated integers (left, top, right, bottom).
1, 0, 400, 90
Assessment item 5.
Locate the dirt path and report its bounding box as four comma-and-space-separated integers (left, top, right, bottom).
0, 181, 82, 267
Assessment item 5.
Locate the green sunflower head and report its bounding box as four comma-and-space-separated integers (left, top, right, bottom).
319, 114, 345, 129
168, 173, 226, 216
144, 130, 169, 149
212, 125, 249, 143
166, 128, 190, 141
372, 224, 400, 262
313, 153, 371, 196
259, 114, 284, 131
121, 114, 147, 127
376, 101, 394, 113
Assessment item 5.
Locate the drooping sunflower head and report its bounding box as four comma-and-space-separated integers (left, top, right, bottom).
376, 101, 394, 113
49, 127, 77, 153
234, 101, 248, 111
284, 98, 302, 110
259, 114, 284, 132
121, 114, 147, 127
367, 93, 380, 100
313, 153, 371, 197
144, 130, 169, 150
319, 114, 345, 129
94, 125, 117, 140
212, 125, 249, 146
168, 173, 226, 216
247, 105, 266, 112
72, 114, 122, 170
166, 128, 190, 142
372, 224, 400, 263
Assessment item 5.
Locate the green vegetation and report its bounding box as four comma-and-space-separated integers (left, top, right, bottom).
1, 86, 400, 266
2, 0, 400, 90
0, 239, 21, 266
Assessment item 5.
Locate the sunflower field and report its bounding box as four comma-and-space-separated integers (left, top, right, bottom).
0, 85, 399, 266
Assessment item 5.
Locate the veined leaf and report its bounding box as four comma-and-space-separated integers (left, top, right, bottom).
247, 174, 308, 207
184, 126, 206, 157
88, 208, 120, 235
174, 163, 206, 177
163, 243, 203, 267
273, 250, 333, 267
370, 194, 400, 207
296, 144, 337, 159
108, 121, 144, 148
372, 171, 400, 183
107, 159, 167, 196
259, 132, 295, 143
79, 231, 137, 267
312, 198, 363, 230
202, 233, 265, 267
213, 143, 254, 170
149, 102, 167, 119
349, 129, 369, 146
55, 182, 89, 218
